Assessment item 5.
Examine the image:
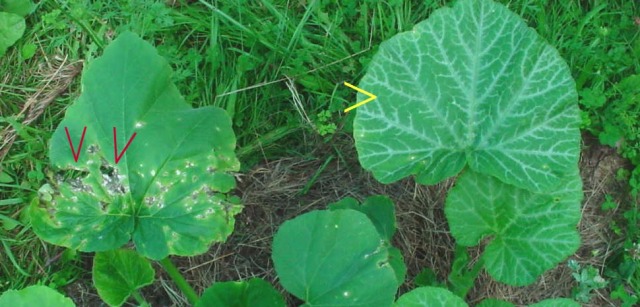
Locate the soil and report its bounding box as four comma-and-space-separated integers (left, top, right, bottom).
64, 133, 632, 306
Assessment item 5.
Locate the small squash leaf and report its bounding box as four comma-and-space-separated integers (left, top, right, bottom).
329, 196, 405, 286
0, 285, 75, 307
1, 0, 36, 17
353, 0, 580, 193
328, 195, 397, 241
195, 278, 285, 307
388, 246, 407, 287
477, 299, 515, 307
93, 249, 155, 306
0, 12, 25, 57
393, 287, 467, 307
272, 209, 398, 307
529, 298, 580, 307
445, 170, 582, 285
30, 32, 241, 260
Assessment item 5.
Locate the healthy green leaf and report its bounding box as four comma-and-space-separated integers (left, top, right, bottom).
195, 278, 285, 307
393, 287, 467, 307
353, 0, 580, 193
0, 12, 25, 58
30, 32, 241, 260
272, 209, 398, 306
93, 249, 155, 306
528, 298, 581, 307
477, 299, 515, 307
445, 170, 582, 285
414, 267, 444, 288
1, 0, 35, 17
329, 196, 406, 286
329, 195, 397, 241
388, 246, 407, 287
0, 285, 75, 307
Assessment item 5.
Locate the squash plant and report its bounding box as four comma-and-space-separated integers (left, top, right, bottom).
0, 0, 34, 57
354, 0, 582, 298
29, 31, 242, 305
21, 0, 585, 305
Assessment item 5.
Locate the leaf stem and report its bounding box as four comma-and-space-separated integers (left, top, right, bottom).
132, 290, 149, 307
159, 257, 199, 305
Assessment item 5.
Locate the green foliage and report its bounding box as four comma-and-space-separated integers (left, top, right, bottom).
528, 298, 581, 307
0, 285, 75, 307
196, 278, 285, 307
353, 0, 582, 291
93, 249, 155, 306
29, 32, 241, 260
272, 209, 398, 306
314, 110, 337, 136
354, 0, 580, 193
0, 0, 33, 57
0, 0, 34, 17
2, 0, 634, 305
0, 12, 25, 57
328, 195, 396, 241
329, 195, 407, 286
446, 170, 581, 285
447, 245, 483, 297
394, 287, 466, 307
568, 259, 607, 303
476, 298, 514, 307
414, 268, 445, 288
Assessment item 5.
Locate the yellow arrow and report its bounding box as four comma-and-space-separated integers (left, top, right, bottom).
343, 81, 377, 113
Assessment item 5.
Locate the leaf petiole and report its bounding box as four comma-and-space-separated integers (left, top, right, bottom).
158, 257, 199, 305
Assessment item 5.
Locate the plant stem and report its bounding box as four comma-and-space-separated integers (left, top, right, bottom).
159, 257, 199, 305
132, 290, 149, 307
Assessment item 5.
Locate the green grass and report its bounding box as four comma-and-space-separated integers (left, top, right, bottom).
0, 0, 639, 303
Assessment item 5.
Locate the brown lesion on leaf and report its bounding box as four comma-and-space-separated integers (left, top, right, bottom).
87, 144, 99, 154
68, 177, 94, 193
100, 166, 128, 195
144, 196, 157, 206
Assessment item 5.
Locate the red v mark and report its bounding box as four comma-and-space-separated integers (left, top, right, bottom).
65, 126, 87, 162
113, 127, 137, 164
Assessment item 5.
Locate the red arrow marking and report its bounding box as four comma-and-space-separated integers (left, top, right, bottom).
113, 127, 137, 164
65, 126, 87, 162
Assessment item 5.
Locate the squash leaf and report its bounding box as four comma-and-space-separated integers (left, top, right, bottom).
93, 249, 155, 306
272, 209, 398, 306
196, 278, 285, 307
1, 0, 35, 17
30, 32, 241, 260
0, 12, 25, 57
353, 0, 580, 193
477, 299, 515, 307
394, 287, 467, 307
529, 298, 581, 307
328, 196, 406, 286
445, 170, 582, 285
0, 285, 75, 307
328, 195, 397, 242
